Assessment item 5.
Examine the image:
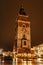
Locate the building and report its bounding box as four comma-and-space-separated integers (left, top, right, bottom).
35, 44, 43, 56
13, 5, 31, 53
31, 44, 43, 57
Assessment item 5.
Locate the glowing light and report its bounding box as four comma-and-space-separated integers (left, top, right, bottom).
28, 61, 32, 65
16, 58, 18, 65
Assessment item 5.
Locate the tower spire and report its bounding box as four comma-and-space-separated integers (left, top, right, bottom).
19, 4, 26, 15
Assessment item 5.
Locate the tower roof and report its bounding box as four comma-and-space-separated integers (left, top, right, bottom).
19, 5, 26, 15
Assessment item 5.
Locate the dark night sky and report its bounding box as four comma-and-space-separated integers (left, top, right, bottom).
0, 0, 43, 50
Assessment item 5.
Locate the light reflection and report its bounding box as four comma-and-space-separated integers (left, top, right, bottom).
28, 61, 32, 65
16, 58, 18, 65
13, 58, 16, 65
12, 58, 43, 65
37, 58, 43, 65
23, 61, 26, 65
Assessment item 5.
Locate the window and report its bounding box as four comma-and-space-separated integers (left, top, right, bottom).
24, 41, 26, 45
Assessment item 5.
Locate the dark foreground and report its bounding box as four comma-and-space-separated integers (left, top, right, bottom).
0, 58, 43, 65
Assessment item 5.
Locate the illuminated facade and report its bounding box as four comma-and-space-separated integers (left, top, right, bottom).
13, 6, 31, 52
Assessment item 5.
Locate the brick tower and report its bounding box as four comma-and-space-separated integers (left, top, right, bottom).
13, 6, 31, 53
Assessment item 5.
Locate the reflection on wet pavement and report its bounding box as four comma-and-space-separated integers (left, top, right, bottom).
0, 58, 43, 65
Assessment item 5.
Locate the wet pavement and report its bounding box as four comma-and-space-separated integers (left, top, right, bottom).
0, 58, 43, 65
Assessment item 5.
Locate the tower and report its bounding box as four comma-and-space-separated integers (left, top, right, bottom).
13, 6, 31, 53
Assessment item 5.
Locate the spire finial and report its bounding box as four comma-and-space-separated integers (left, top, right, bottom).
19, 4, 26, 15
21, 3, 23, 8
